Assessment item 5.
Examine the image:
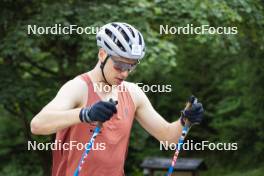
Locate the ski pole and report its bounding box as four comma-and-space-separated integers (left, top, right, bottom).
73, 98, 117, 176
74, 122, 102, 176
166, 97, 197, 176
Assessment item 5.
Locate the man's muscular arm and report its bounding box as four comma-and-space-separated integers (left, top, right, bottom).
30, 78, 87, 135
128, 83, 183, 144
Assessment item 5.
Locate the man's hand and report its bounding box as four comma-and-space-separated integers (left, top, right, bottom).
180, 95, 204, 126
79, 99, 118, 123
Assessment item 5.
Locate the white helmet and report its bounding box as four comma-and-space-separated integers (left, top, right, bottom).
96, 22, 146, 60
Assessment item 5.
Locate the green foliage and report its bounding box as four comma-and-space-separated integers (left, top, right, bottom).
0, 0, 264, 175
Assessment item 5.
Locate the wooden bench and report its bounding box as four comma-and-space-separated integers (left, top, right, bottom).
141, 157, 207, 176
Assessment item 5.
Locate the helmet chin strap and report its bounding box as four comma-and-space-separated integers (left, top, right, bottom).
100, 55, 112, 86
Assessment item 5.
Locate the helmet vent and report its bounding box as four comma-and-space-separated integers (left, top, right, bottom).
104, 41, 112, 51
105, 28, 113, 38
116, 40, 126, 52
120, 29, 129, 43
96, 36, 101, 41
138, 32, 142, 45
111, 23, 118, 27
129, 27, 135, 37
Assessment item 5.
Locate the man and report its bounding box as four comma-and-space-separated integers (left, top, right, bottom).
30, 22, 204, 176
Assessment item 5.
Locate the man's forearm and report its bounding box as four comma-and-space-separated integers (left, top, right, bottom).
30, 108, 82, 135
162, 119, 183, 145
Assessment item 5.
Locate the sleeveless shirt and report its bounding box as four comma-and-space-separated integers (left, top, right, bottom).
52, 73, 135, 176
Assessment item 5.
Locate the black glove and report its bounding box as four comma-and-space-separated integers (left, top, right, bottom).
180, 96, 204, 126
79, 99, 118, 123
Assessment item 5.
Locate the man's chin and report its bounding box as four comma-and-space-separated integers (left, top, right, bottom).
114, 78, 124, 85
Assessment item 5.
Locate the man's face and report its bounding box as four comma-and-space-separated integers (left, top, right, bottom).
104, 55, 138, 85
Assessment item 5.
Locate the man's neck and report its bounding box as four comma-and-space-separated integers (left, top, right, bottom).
88, 66, 117, 95
88, 66, 104, 83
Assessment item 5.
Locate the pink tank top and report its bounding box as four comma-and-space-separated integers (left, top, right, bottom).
52, 73, 135, 176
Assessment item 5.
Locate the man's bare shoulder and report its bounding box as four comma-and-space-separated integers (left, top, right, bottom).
71, 75, 88, 88
122, 81, 145, 108
60, 75, 87, 93
55, 75, 89, 107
